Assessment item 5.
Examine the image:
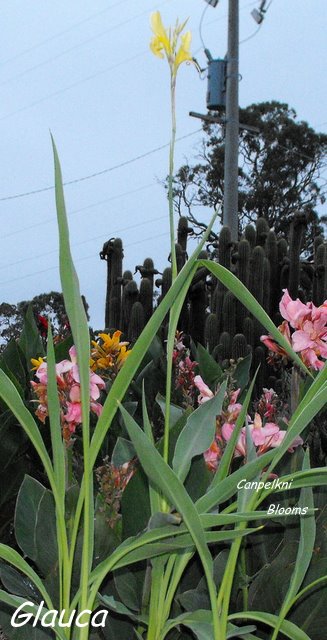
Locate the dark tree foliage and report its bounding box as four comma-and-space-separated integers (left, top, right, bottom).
173, 101, 327, 251
0, 291, 89, 347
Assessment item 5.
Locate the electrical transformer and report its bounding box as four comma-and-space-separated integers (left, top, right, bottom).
206, 58, 227, 110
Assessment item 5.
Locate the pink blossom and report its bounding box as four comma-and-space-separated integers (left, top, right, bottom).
35, 362, 48, 385
65, 402, 82, 424
222, 422, 247, 457
279, 290, 311, 328
31, 344, 106, 445
261, 290, 327, 371
194, 375, 214, 404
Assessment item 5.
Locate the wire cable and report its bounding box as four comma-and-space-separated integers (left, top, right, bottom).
0, 129, 202, 202
0, 182, 158, 239
2, 0, 131, 67
0, 0, 170, 89
239, 23, 262, 45
0, 211, 168, 271
0, 231, 170, 287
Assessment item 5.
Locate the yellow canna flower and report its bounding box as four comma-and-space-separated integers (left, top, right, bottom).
31, 357, 45, 371
150, 11, 193, 76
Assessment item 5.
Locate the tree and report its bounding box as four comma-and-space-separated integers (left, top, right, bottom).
0, 291, 89, 348
173, 101, 327, 251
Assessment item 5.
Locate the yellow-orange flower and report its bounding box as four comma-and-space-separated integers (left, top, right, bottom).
150, 11, 193, 76
90, 330, 131, 375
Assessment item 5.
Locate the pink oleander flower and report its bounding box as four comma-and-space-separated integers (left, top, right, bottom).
31, 346, 105, 445
261, 289, 327, 371
194, 375, 214, 404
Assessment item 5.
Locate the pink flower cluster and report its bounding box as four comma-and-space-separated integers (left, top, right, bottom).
261, 289, 327, 370
31, 346, 105, 445
194, 377, 302, 472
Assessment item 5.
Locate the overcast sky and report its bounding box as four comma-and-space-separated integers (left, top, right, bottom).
1, 0, 326, 330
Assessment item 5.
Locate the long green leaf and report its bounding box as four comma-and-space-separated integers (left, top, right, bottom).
271, 451, 315, 640
266, 383, 327, 475
212, 371, 258, 486
172, 381, 227, 483
90, 213, 217, 467
0, 371, 55, 489
199, 260, 310, 376
196, 449, 276, 514
118, 405, 222, 638
228, 612, 311, 640
46, 324, 65, 500
142, 386, 161, 515
0, 545, 53, 610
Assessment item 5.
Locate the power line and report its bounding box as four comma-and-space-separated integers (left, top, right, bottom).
0, 210, 168, 271
0, 183, 157, 239
0, 0, 170, 89
0, 129, 202, 202
1, 0, 257, 122
2, 0, 131, 67
0, 50, 147, 122
0, 231, 170, 287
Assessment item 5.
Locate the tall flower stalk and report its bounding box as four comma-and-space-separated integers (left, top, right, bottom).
150, 11, 194, 469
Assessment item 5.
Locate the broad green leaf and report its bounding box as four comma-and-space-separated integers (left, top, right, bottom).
233, 354, 252, 392
163, 610, 256, 639
114, 568, 140, 613
0, 591, 66, 640
97, 594, 147, 624
172, 381, 227, 483
14, 477, 58, 579
196, 343, 223, 387
111, 437, 136, 467
156, 393, 184, 428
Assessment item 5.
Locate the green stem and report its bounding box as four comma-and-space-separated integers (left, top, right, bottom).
162, 74, 177, 486
240, 546, 248, 612
146, 561, 164, 640
168, 73, 177, 282
77, 399, 94, 640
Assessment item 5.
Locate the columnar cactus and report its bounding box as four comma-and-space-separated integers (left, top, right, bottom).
232, 333, 248, 360
122, 280, 138, 335
266, 230, 279, 315
288, 212, 306, 298
128, 301, 145, 343
313, 242, 327, 305
100, 237, 123, 329
255, 217, 269, 247
244, 224, 256, 250
177, 216, 192, 252
222, 291, 236, 336
139, 277, 153, 323
205, 313, 220, 354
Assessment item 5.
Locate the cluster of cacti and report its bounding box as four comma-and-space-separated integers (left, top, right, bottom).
101, 214, 326, 385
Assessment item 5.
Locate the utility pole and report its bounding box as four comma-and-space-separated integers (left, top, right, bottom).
223, 0, 239, 241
